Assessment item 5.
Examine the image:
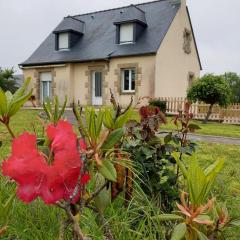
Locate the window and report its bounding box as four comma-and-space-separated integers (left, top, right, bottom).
40, 72, 52, 102
121, 68, 135, 92
58, 33, 69, 50
120, 23, 134, 44
188, 72, 195, 87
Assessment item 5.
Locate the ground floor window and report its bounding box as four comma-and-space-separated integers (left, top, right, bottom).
121, 68, 136, 93
40, 72, 52, 102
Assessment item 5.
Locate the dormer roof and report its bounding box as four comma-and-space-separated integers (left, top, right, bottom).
114, 5, 147, 26
53, 16, 85, 34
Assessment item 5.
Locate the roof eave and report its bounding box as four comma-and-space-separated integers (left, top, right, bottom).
186, 6, 202, 70
19, 52, 156, 68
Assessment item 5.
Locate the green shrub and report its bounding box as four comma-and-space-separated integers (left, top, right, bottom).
149, 99, 167, 113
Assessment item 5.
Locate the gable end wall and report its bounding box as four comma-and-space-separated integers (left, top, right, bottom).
154, 3, 201, 98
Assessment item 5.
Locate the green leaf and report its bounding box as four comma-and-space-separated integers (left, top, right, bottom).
0, 88, 7, 115
103, 109, 115, 129
152, 214, 183, 221
98, 160, 117, 182
164, 133, 172, 144
114, 108, 133, 129
58, 95, 67, 119
53, 95, 59, 124
95, 110, 104, 138
196, 230, 209, 240
101, 128, 124, 150
188, 123, 201, 130
89, 108, 97, 141
12, 77, 31, 100
171, 223, 187, 240
173, 153, 188, 178
8, 89, 33, 117
94, 173, 111, 212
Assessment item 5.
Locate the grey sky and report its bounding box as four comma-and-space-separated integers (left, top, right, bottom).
0, 0, 239, 75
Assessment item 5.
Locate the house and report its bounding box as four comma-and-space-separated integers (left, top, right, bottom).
20, 0, 201, 107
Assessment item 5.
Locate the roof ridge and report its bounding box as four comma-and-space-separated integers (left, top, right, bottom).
71, 0, 169, 18
65, 16, 85, 23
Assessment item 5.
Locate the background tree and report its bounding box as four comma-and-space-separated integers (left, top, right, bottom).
222, 72, 240, 103
187, 74, 231, 124
0, 67, 18, 93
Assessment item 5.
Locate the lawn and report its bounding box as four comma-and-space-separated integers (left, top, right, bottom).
163, 116, 240, 138
0, 109, 240, 239
132, 110, 240, 138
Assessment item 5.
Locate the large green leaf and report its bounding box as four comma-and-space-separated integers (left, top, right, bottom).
0, 88, 7, 115
103, 109, 115, 129
7, 89, 33, 117
114, 108, 133, 129
95, 110, 104, 138
12, 77, 31, 101
98, 160, 117, 182
94, 173, 111, 212
171, 223, 186, 240
101, 128, 124, 150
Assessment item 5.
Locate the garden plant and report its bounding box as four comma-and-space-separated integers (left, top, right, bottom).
0, 79, 239, 239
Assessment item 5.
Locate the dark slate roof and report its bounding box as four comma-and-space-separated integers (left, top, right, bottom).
53, 16, 85, 34
20, 0, 181, 67
114, 5, 147, 26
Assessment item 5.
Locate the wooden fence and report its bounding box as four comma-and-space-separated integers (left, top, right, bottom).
159, 97, 240, 125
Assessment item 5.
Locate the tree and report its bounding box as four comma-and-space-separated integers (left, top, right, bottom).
187, 74, 231, 124
222, 72, 240, 103
0, 67, 18, 93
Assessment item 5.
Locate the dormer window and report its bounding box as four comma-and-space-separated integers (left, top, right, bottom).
58, 33, 69, 50
53, 16, 85, 51
120, 23, 134, 44
114, 5, 147, 45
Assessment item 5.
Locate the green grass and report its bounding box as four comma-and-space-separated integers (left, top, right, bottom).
132, 110, 240, 138
1, 110, 240, 239
163, 117, 240, 138
0, 109, 42, 160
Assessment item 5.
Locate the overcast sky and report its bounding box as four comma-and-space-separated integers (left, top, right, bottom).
0, 0, 239, 75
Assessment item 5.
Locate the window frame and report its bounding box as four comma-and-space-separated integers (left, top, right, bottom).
119, 23, 134, 44
121, 68, 136, 93
58, 32, 70, 50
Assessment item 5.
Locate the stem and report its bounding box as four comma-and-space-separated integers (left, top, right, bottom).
56, 202, 86, 240
85, 181, 109, 206
99, 212, 115, 240
5, 123, 15, 139
203, 104, 213, 124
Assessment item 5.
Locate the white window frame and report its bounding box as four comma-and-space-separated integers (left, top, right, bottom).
40, 72, 52, 103
120, 23, 134, 44
58, 32, 69, 50
121, 68, 136, 93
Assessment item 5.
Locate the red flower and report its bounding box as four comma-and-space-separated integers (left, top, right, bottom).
2, 120, 90, 204
79, 138, 87, 152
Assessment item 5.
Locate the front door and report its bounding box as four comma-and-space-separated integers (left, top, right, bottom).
92, 71, 102, 105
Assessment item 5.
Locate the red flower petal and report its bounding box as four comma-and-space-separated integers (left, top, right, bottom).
2, 120, 90, 205
79, 138, 87, 151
